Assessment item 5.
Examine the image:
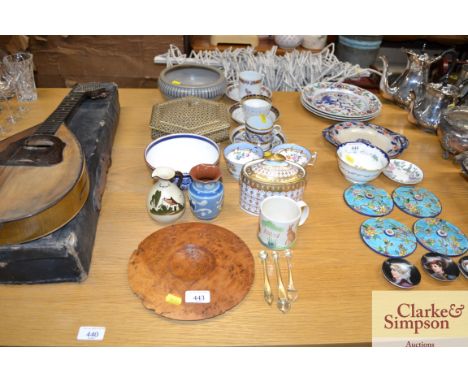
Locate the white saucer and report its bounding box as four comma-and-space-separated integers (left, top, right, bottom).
383, 159, 424, 185
229, 125, 287, 151
229, 103, 280, 124
225, 84, 273, 102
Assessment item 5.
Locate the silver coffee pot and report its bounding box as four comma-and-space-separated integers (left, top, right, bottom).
407, 80, 468, 133
379, 48, 457, 109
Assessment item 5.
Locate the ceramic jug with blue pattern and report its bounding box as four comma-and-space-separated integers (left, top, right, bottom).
188, 164, 224, 220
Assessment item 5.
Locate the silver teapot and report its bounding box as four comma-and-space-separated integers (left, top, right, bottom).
437, 106, 468, 158
408, 80, 468, 133
379, 48, 457, 109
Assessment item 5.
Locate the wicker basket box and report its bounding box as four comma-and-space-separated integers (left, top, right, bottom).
150, 96, 231, 143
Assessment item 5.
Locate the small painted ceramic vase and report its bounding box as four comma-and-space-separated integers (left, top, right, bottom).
188, 164, 224, 220
147, 167, 185, 224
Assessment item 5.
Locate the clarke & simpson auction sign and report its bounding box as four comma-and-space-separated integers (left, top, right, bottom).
372, 291, 468, 346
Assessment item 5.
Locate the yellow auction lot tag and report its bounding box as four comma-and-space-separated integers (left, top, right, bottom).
372, 291, 468, 347
171, 80, 181, 85
260, 114, 267, 123
165, 293, 182, 305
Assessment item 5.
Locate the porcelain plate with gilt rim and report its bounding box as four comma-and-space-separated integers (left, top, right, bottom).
383, 159, 423, 184
381, 258, 421, 289
360, 217, 417, 258
344, 184, 394, 217
229, 103, 280, 124
458, 255, 468, 278
300, 96, 379, 122
322, 121, 409, 158
225, 83, 272, 102
301, 82, 382, 119
229, 125, 287, 151
420, 253, 460, 282
392, 186, 441, 218
413, 218, 468, 257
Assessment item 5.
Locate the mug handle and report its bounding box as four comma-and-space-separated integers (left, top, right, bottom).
296, 200, 309, 226
173, 171, 184, 189
272, 124, 282, 135
308, 151, 318, 167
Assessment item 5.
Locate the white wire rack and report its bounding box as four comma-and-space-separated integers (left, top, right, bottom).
154, 44, 381, 92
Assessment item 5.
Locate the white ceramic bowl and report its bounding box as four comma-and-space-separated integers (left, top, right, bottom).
223, 142, 263, 180
145, 133, 220, 189
336, 141, 389, 184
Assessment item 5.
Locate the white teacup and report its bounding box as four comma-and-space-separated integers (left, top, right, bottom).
258, 196, 309, 250
239, 70, 262, 99
240, 94, 272, 120
245, 115, 282, 151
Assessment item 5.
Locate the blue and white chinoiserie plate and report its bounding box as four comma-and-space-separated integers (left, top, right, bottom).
360, 218, 417, 258
381, 258, 421, 289
392, 186, 441, 218
413, 218, 468, 257
344, 184, 393, 217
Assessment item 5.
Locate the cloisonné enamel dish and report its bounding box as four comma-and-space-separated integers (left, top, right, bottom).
413, 218, 468, 257
360, 218, 417, 258
392, 186, 441, 218
344, 184, 393, 217
322, 121, 409, 158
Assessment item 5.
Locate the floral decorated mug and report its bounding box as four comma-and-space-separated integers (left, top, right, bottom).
258, 196, 309, 250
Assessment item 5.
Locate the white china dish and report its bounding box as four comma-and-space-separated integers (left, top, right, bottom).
144, 133, 220, 189
336, 141, 389, 184
383, 159, 424, 184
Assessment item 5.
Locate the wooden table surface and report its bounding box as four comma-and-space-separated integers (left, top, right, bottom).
0, 88, 466, 346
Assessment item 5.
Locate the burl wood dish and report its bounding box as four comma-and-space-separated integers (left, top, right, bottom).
128, 222, 255, 320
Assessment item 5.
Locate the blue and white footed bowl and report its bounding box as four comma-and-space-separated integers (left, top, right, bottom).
144, 134, 220, 190
336, 141, 389, 184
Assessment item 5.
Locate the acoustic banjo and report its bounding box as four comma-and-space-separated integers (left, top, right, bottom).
0, 83, 107, 245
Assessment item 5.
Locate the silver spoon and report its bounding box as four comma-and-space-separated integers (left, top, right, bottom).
272, 251, 291, 313
258, 250, 274, 306
284, 249, 298, 302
